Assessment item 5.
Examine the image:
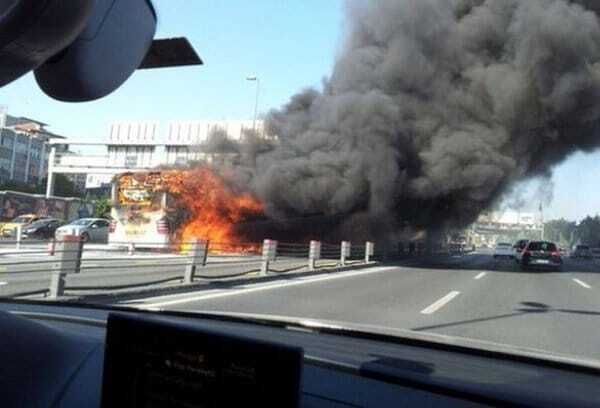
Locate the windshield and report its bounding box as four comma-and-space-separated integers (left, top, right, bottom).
68, 219, 93, 226
28, 220, 51, 228
527, 242, 557, 252
11, 216, 32, 224
4, 0, 600, 367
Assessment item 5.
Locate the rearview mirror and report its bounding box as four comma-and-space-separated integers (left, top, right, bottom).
35, 0, 157, 102
0, 0, 95, 87
0, 0, 202, 102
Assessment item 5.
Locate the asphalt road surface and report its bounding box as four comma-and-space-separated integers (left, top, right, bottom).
122, 251, 600, 362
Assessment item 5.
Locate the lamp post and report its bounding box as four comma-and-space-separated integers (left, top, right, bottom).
246, 76, 260, 134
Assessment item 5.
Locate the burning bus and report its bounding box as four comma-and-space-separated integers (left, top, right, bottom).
109, 169, 264, 249
109, 172, 173, 248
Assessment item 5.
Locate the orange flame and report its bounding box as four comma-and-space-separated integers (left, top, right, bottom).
163, 167, 264, 248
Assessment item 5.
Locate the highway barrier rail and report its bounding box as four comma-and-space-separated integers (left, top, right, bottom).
0, 236, 376, 299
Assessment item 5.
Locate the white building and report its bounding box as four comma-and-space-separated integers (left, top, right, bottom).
103, 120, 268, 169
47, 120, 273, 195
468, 210, 544, 247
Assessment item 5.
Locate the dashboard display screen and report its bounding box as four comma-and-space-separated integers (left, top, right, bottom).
101, 314, 303, 407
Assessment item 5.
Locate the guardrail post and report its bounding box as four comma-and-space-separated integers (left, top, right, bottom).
309, 240, 321, 271
261, 239, 277, 276
184, 240, 209, 284
49, 235, 84, 299
48, 239, 56, 256
15, 225, 22, 250
341, 241, 351, 266
365, 241, 374, 263
128, 242, 135, 256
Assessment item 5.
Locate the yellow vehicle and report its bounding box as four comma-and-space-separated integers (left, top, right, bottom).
1, 214, 47, 237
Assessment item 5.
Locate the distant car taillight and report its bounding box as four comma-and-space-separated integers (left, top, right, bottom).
156, 219, 169, 234
523, 250, 531, 257
551, 251, 561, 258
109, 220, 117, 233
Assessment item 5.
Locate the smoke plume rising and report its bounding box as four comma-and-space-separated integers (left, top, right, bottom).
240, 0, 600, 239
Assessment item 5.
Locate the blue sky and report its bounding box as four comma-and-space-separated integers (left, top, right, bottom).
0, 0, 598, 221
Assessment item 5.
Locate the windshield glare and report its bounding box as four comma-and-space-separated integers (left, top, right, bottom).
3, 0, 600, 368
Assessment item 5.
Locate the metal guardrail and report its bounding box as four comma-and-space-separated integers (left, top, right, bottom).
0, 236, 376, 299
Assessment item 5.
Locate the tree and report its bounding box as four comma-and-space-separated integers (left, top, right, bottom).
0, 180, 38, 194
575, 216, 600, 247
93, 197, 112, 218
544, 219, 577, 247
39, 174, 83, 198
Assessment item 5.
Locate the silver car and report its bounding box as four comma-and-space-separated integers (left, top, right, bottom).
55, 218, 110, 243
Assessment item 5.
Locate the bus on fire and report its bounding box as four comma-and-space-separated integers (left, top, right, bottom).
109, 172, 173, 248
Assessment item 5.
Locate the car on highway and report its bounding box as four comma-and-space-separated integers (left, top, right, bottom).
55, 218, 110, 243
520, 241, 562, 271
493, 242, 515, 259
0, 214, 48, 238
571, 244, 593, 259
22, 218, 63, 240
513, 239, 529, 263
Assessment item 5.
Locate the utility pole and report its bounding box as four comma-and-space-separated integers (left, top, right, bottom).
246, 76, 260, 134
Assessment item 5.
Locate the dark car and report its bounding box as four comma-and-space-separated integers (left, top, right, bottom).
520, 241, 562, 271
22, 219, 62, 240
571, 244, 593, 259
513, 239, 529, 263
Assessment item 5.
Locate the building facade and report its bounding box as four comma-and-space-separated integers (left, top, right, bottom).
105, 120, 268, 169
468, 210, 544, 247
47, 120, 273, 195
0, 111, 65, 185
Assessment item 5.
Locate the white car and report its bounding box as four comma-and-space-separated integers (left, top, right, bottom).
55, 218, 110, 243
493, 242, 515, 259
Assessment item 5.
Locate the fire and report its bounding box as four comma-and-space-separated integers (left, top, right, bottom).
163, 167, 264, 247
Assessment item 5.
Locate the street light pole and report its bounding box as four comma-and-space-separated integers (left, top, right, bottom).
246, 76, 260, 134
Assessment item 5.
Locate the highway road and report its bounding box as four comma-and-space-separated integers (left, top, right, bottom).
121, 251, 600, 362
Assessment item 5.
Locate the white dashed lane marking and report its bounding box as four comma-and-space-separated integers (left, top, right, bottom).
421, 291, 461, 315
573, 279, 591, 289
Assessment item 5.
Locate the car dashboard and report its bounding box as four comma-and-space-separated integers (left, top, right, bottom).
1, 301, 600, 407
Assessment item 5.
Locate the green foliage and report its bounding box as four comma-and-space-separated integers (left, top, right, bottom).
38, 174, 83, 198
544, 216, 600, 248
0, 180, 39, 194
93, 197, 112, 218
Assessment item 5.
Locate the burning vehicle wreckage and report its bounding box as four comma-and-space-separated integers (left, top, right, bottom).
121, 0, 600, 253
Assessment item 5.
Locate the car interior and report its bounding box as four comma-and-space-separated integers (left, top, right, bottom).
0, 1, 599, 407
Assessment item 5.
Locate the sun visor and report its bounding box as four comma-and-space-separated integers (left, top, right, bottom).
0, 0, 94, 87
34, 0, 157, 102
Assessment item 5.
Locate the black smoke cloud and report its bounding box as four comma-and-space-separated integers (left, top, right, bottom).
241, 0, 600, 239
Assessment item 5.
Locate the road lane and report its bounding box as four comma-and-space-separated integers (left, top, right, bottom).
127, 252, 600, 362
144, 262, 483, 329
